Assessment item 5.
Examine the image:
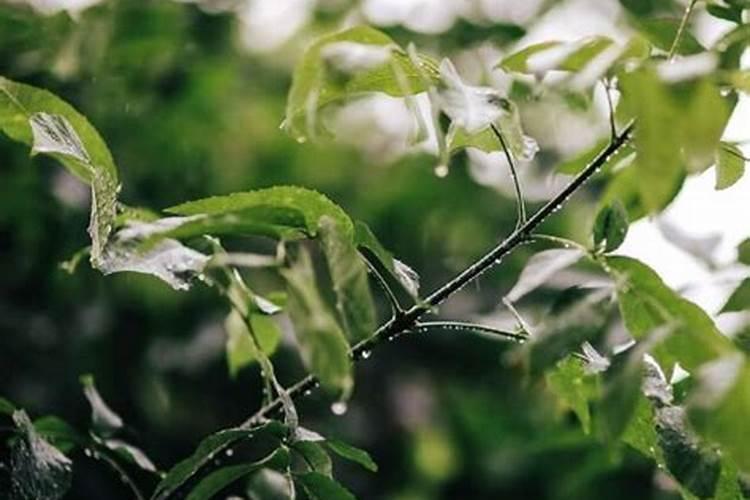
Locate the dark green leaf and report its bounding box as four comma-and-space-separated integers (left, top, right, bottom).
715, 142, 746, 190
246, 468, 294, 500
280, 249, 353, 397
33, 416, 84, 454
593, 201, 629, 253
738, 238, 750, 265
293, 441, 333, 476
0, 77, 119, 264
635, 18, 704, 55
325, 438, 378, 472
319, 216, 376, 343
0, 396, 16, 415
284, 26, 439, 142
296, 471, 356, 500
10, 410, 72, 500
707, 3, 743, 23
186, 448, 289, 500
720, 278, 750, 313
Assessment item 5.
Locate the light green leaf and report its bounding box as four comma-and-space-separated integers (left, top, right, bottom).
557, 140, 635, 176
319, 216, 376, 343
10, 410, 73, 500
296, 471, 356, 500
224, 309, 282, 377
154, 421, 286, 500
325, 438, 378, 472
688, 354, 750, 473
280, 249, 353, 397
0, 77, 119, 264
79, 374, 123, 436
604, 256, 735, 373
593, 201, 629, 253
186, 448, 289, 500
284, 26, 439, 142
598, 162, 684, 222
635, 18, 704, 55
715, 142, 746, 190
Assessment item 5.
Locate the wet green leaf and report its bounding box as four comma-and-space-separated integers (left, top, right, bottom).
325, 438, 378, 472
506, 249, 584, 302
546, 357, 598, 433
296, 471, 356, 500
593, 201, 629, 253
225, 309, 282, 377
720, 278, 750, 313
738, 239, 750, 265
293, 441, 333, 476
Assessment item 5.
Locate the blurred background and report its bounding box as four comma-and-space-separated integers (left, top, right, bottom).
1, 0, 748, 498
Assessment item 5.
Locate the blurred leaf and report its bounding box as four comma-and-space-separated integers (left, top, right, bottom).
546, 357, 598, 433
598, 162, 684, 222
98, 437, 158, 473
605, 256, 735, 373
593, 201, 629, 253
506, 248, 584, 302
225, 309, 282, 377
0, 78, 119, 264
325, 438, 378, 472
79, 374, 123, 436
319, 216, 376, 343
293, 441, 333, 476
689, 353, 750, 473
635, 18, 704, 55
10, 410, 72, 500
738, 238, 750, 265
33, 416, 84, 455
284, 25, 439, 142
706, 2, 743, 23
557, 140, 635, 175
0, 396, 16, 415
186, 448, 289, 500
438, 59, 506, 135
715, 142, 746, 190
246, 468, 294, 500
656, 218, 721, 267
280, 249, 353, 397
154, 422, 285, 500
296, 471, 356, 500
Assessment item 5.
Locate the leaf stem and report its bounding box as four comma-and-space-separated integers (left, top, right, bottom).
490, 123, 527, 227
668, 0, 698, 60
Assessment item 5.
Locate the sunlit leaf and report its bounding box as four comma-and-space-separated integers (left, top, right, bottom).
79, 374, 123, 436
593, 201, 629, 253
284, 26, 439, 142
10, 410, 72, 500
280, 249, 353, 397
506, 248, 584, 302
545, 356, 598, 433
715, 142, 746, 190
319, 216, 376, 343
0, 78, 119, 264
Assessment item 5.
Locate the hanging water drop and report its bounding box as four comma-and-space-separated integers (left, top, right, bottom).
225, 448, 234, 457
434, 164, 449, 178
361, 350, 371, 360
84, 448, 92, 457
330, 401, 348, 416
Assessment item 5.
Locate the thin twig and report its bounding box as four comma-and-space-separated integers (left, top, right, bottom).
602, 79, 617, 139
411, 320, 528, 343
668, 0, 698, 60
490, 123, 527, 227
95, 447, 146, 500
363, 258, 403, 316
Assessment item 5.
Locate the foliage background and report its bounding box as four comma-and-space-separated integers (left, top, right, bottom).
1, 0, 747, 498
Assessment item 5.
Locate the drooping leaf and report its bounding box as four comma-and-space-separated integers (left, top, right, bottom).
604, 256, 735, 373
325, 438, 378, 472
0, 78, 119, 264
280, 249, 353, 397
33, 416, 84, 454
185, 448, 289, 500
296, 471, 356, 500
154, 421, 285, 500
593, 201, 629, 253
284, 26, 439, 142
689, 353, 750, 473
79, 374, 123, 436
319, 216, 376, 343
97, 437, 158, 473
715, 142, 746, 190
293, 441, 333, 476
505, 248, 584, 302
10, 410, 72, 500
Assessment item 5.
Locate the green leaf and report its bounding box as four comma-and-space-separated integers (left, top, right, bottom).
186, 448, 289, 500
738, 238, 750, 266
293, 441, 333, 476
0, 77, 119, 264
79, 374, 123, 436
720, 278, 750, 313
319, 216, 376, 343
168, 186, 353, 241
545, 357, 598, 434
284, 25, 439, 142
246, 468, 294, 499
557, 140, 635, 176
0, 396, 16, 415
224, 309, 282, 377
593, 201, 629, 253
154, 421, 285, 500
10, 410, 72, 500
707, 3, 743, 23
635, 18, 704, 55
97, 437, 158, 473
296, 471, 356, 500
715, 142, 746, 190
505, 249, 584, 302
325, 438, 378, 472
280, 249, 353, 397
604, 256, 735, 373
33, 416, 84, 454
598, 162, 684, 222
